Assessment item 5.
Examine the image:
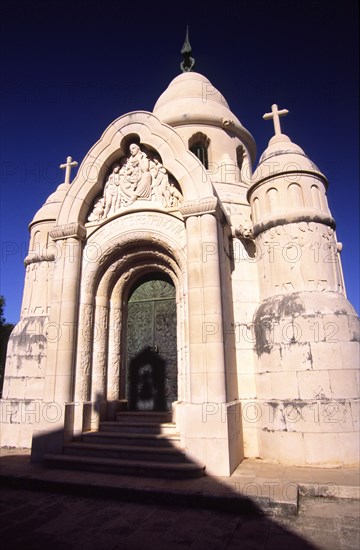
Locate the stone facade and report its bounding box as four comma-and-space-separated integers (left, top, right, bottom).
1, 72, 359, 475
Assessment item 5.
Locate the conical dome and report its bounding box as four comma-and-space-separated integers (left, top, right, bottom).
30, 183, 69, 227
153, 72, 256, 160
252, 133, 326, 185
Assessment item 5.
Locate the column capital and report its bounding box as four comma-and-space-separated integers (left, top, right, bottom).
49, 222, 86, 241
179, 197, 221, 219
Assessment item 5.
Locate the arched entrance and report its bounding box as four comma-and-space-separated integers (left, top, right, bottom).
125, 273, 177, 411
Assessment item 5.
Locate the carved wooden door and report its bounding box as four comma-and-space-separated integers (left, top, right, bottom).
126, 278, 177, 411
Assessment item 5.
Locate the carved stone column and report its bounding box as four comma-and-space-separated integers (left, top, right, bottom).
180, 198, 226, 402
85, 297, 109, 427
200, 212, 227, 401
74, 302, 93, 402
178, 198, 243, 476
91, 299, 109, 400
44, 223, 86, 402
31, 223, 85, 461
107, 290, 122, 403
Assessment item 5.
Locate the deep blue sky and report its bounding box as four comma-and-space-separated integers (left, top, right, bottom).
0, 0, 359, 323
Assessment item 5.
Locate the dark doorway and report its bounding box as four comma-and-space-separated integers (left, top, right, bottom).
126, 274, 177, 411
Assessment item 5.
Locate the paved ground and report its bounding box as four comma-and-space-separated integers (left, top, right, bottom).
0, 450, 359, 549
0, 487, 359, 550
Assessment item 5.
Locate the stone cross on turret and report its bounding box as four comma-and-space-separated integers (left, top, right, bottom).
60, 156, 78, 184
263, 104, 289, 136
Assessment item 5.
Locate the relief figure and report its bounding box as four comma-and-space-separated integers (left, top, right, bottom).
87, 143, 183, 222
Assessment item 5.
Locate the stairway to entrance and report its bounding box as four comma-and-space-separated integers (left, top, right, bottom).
44, 411, 206, 479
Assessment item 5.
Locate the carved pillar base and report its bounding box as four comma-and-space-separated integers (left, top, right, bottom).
177, 402, 244, 476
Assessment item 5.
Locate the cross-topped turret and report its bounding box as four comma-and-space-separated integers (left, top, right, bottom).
263, 104, 289, 136
60, 156, 78, 184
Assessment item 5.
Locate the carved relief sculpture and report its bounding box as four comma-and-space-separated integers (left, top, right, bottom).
87, 144, 183, 222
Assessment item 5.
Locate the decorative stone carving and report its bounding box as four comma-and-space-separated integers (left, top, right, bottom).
221, 118, 234, 127
75, 303, 93, 401
81, 304, 93, 345
256, 221, 344, 297
49, 222, 86, 241
108, 306, 121, 401
24, 253, 56, 266
87, 198, 105, 222
87, 145, 183, 222
179, 197, 219, 218
235, 224, 254, 240
21, 261, 55, 317
79, 349, 90, 401
81, 211, 186, 296
252, 211, 336, 239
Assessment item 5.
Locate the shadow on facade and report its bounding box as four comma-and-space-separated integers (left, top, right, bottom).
0, 420, 318, 549
128, 348, 168, 412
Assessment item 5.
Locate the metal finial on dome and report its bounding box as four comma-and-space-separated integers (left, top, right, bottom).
180, 26, 195, 73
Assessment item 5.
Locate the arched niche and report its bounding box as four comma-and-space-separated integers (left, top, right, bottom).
56, 112, 216, 227
288, 182, 304, 208
188, 132, 210, 169
86, 135, 184, 223
311, 184, 322, 210
266, 187, 280, 214
74, 223, 188, 408
253, 196, 261, 222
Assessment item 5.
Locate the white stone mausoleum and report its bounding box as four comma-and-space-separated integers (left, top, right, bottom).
1, 60, 359, 476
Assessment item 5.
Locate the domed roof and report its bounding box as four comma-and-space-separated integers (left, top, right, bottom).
30, 183, 69, 227
252, 133, 326, 185
153, 72, 256, 160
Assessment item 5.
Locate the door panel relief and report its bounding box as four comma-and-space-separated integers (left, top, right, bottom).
126, 278, 177, 411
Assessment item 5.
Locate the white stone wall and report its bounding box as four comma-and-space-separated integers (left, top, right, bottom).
0, 218, 57, 448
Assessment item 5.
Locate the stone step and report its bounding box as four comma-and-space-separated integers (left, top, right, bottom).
44, 453, 206, 479
82, 430, 182, 448
115, 411, 173, 424
64, 442, 188, 463
99, 421, 177, 435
